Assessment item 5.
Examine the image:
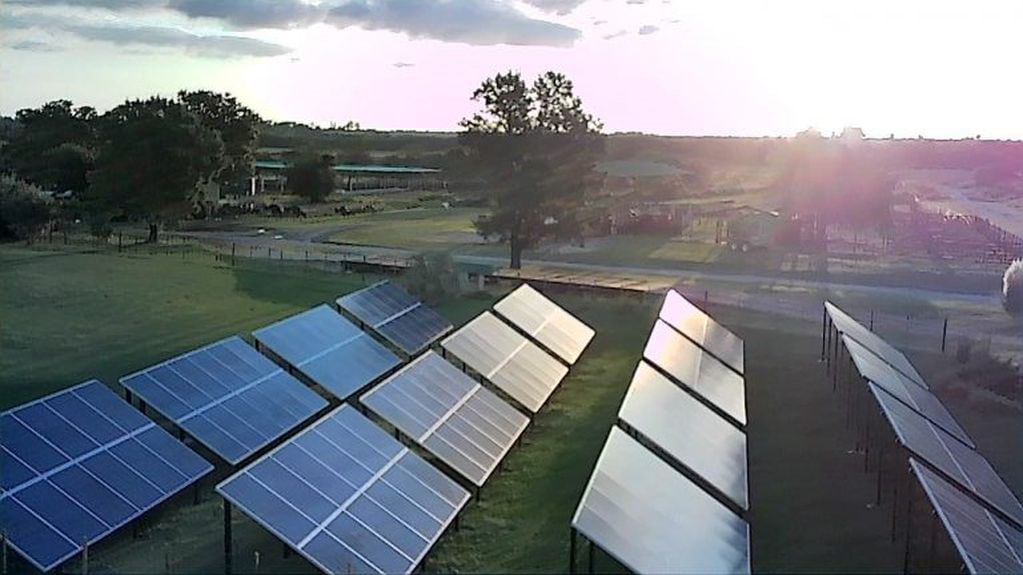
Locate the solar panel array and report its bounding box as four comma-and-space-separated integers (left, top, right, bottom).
910, 459, 1023, 574
253, 305, 402, 401
659, 289, 744, 374
217, 405, 470, 575
1, 380, 213, 572
337, 281, 453, 356
824, 301, 927, 387
361, 351, 530, 487
492, 284, 595, 364
120, 336, 328, 464
440, 311, 568, 413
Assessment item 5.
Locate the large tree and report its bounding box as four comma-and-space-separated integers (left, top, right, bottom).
2, 100, 96, 194
88, 97, 222, 242
460, 71, 604, 268
178, 90, 260, 194
286, 154, 335, 202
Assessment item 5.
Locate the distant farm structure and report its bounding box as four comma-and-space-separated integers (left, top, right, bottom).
249, 159, 446, 195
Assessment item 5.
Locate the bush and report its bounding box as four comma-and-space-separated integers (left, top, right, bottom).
401, 251, 459, 304
0, 175, 51, 242
1003, 259, 1023, 314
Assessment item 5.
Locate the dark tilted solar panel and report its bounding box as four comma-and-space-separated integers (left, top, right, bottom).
492, 283, 595, 365
120, 336, 328, 464
0, 380, 212, 572
911, 459, 1023, 574
659, 289, 744, 374
572, 427, 751, 574
217, 405, 469, 575
361, 351, 529, 487
337, 282, 453, 356
843, 335, 973, 447
440, 311, 568, 413
870, 384, 1023, 527
252, 305, 401, 401
618, 361, 749, 510
643, 319, 747, 426
825, 301, 927, 388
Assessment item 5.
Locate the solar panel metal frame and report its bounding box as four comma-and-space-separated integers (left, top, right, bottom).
120, 336, 329, 464
337, 281, 453, 356
643, 318, 747, 427
618, 360, 749, 510
216, 405, 470, 575
659, 289, 744, 375
1, 380, 213, 572
360, 351, 530, 487
252, 305, 402, 401
492, 283, 595, 365
842, 334, 974, 448
571, 427, 751, 575
910, 458, 1023, 574
440, 311, 569, 413
825, 301, 927, 388
868, 383, 1023, 527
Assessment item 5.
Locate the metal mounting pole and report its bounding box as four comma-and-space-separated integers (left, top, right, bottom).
902, 490, 914, 574
224, 500, 233, 575
568, 529, 576, 574
587, 539, 594, 574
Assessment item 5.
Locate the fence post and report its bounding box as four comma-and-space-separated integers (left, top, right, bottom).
117, 232, 122, 253
869, 310, 874, 331
941, 318, 948, 353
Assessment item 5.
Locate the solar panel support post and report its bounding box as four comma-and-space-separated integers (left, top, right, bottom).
223, 500, 233, 575
821, 308, 827, 362
2, 530, 7, 575
568, 528, 577, 574
124, 388, 133, 405
902, 486, 914, 574
587, 538, 594, 574
81, 539, 88, 575
875, 441, 885, 506
927, 510, 938, 572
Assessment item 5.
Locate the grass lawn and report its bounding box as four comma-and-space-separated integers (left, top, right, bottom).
326, 207, 488, 250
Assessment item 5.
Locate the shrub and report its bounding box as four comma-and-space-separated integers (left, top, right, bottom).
1003, 259, 1023, 314
401, 251, 459, 304
0, 175, 51, 242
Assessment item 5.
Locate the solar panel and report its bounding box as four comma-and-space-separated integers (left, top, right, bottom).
618, 361, 748, 510
361, 351, 530, 487
643, 319, 747, 426
869, 383, 1023, 527
217, 405, 469, 575
337, 281, 453, 356
910, 459, 1023, 574
253, 305, 402, 401
825, 301, 927, 388
120, 336, 329, 464
572, 427, 751, 574
843, 335, 974, 447
659, 289, 744, 374
440, 312, 568, 413
492, 283, 595, 364
0, 380, 212, 572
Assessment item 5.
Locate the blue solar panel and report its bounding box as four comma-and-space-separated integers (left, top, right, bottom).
0, 380, 212, 572
337, 282, 453, 356
253, 305, 402, 400
121, 336, 328, 465
217, 405, 470, 575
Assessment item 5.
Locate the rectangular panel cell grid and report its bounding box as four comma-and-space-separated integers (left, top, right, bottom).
361, 351, 530, 487
618, 361, 749, 510
643, 319, 747, 426
492, 283, 595, 365
659, 289, 744, 374
253, 305, 402, 401
337, 281, 452, 356
911, 459, 1023, 574
869, 383, 1023, 527
572, 427, 751, 574
843, 335, 973, 447
121, 336, 329, 464
825, 301, 927, 388
440, 312, 568, 413
1, 380, 212, 572
217, 405, 470, 575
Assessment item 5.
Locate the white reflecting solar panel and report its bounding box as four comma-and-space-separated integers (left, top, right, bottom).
619, 361, 749, 510
643, 319, 747, 426
217, 406, 469, 575
253, 305, 402, 401
843, 335, 973, 447
120, 336, 329, 464
337, 282, 452, 356
869, 384, 1023, 527
492, 283, 595, 365
911, 459, 1023, 574
572, 427, 751, 574
0, 381, 212, 572
440, 312, 568, 413
361, 351, 529, 487
660, 290, 744, 374
825, 301, 927, 388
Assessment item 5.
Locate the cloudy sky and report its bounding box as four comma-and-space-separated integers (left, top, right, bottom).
2, 0, 1022, 138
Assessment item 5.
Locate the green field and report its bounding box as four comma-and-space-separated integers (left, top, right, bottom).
1, 245, 1019, 574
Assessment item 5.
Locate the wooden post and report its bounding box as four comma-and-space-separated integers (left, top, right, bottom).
820, 308, 827, 361
869, 310, 874, 330
224, 500, 233, 575
118, 232, 123, 253
941, 318, 948, 353
231, 243, 236, 266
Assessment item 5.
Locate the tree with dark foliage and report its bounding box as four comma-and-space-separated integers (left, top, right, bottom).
286, 154, 335, 202
0, 176, 51, 242
3, 100, 96, 194
178, 90, 260, 194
